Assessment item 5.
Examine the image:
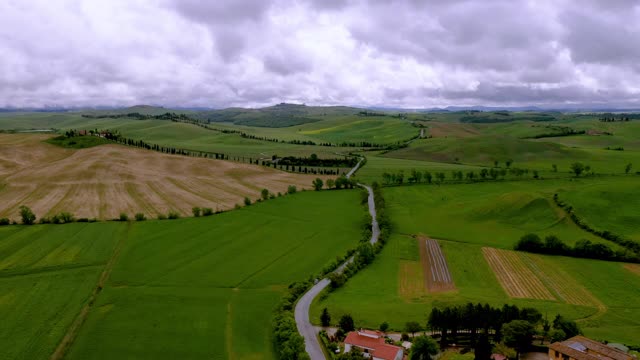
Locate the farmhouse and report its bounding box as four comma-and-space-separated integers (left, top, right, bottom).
549, 336, 635, 360
344, 330, 404, 360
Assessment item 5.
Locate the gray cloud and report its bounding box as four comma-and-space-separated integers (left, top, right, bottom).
0, 0, 638, 108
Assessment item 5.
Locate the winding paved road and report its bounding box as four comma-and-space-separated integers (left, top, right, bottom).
294, 176, 379, 360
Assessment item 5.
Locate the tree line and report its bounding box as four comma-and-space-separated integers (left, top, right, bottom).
428, 303, 580, 358
523, 125, 586, 139
327, 182, 390, 290
64, 129, 347, 175
82, 112, 190, 121
515, 233, 640, 263
554, 194, 640, 256
381, 167, 540, 186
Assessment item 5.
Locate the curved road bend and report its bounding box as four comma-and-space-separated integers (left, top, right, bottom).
294, 183, 379, 360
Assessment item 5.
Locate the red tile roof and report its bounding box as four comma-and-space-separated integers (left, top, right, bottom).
344, 332, 403, 360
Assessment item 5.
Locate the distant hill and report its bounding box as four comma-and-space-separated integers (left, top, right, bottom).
192, 103, 360, 127
78, 105, 195, 117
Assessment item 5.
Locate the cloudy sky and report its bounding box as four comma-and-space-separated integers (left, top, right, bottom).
1, 0, 639, 108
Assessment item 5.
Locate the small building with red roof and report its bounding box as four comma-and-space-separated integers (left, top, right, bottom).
344, 330, 404, 360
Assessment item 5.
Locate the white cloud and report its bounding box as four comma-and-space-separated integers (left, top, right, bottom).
0, 0, 638, 108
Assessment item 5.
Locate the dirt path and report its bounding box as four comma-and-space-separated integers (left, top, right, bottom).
295, 168, 379, 360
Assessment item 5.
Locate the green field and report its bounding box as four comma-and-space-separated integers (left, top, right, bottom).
312, 180, 640, 345
0, 190, 364, 359
560, 178, 640, 241
2, 108, 640, 355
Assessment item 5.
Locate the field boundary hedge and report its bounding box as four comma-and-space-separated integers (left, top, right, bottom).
553, 193, 640, 256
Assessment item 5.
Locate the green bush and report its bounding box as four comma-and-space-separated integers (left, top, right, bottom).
157, 214, 167, 220
0, 217, 10, 226
19, 205, 36, 225
167, 211, 180, 219
119, 213, 129, 221
287, 185, 297, 194
202, 207, 214, 216
135, 213, 146, 221
244, 197, 252, 206
192, 207, 201, 217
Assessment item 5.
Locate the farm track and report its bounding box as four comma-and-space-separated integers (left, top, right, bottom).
49, 223, 131, 360
418, 237, 455, 292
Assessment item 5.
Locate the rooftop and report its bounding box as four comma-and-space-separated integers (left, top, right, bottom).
549, 336, 634, 360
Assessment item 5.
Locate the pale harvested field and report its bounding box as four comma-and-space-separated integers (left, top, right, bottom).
483, 247, 601, 306
482, 247, 555, 300
0, 134, 326, 220
419, 237, 456, 292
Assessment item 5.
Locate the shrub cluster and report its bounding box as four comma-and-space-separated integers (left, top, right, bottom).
554, 194, 640, 256
515, 233, 640, 263
272, 281, 313, 360
428, 303, 580, 350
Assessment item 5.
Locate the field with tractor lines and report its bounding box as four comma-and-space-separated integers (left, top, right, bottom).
0, 134, 324, 221
420, 237, 456, 292
0, 190, 364, 359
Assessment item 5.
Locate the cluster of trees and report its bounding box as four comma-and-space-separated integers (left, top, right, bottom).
525, 126, 586, 139
569, 162, 594, 177
515, 233, 640, 263
598, 114, 635, 122
428, 303, 579, 358
82, 112, 191, 121
554, 194, 640, 257
312, 176, 358, 191
274, 154, 358, 168
358, 110, 387, 117
273, 281, 313, 360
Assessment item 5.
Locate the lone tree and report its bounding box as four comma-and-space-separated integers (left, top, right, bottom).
379, 322, 389, 333
19, 205, 36, 225
192, 207, 201, 217
503, 320, 535, 358
570, 162, 585, 177
338, 314, 355, 333
312, 178, 324, 191
261, 188, 270, 201
405, 321, 422, 337
326, 179, 335, 189
506, 159, 513, 168
625, 163, 633, 174
244, 197, 252, 206
474, 333, 492, 360
409, 336, 439, 360
320, 308, 331, 327
287, 185, 297, 194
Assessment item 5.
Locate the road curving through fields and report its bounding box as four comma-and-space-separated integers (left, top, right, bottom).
294, 181, 379, 360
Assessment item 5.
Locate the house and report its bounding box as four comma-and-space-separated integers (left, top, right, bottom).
549, 336, 635, 360
344, 330, 404, 360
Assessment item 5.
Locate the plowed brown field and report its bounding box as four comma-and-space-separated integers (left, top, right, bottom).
419, 237, 456, 292
0, 134, 324, 220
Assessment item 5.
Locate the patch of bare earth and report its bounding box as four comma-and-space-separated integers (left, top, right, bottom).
625, 264, 640, 277
418, 236, 456, 292
0, 134, 328, 220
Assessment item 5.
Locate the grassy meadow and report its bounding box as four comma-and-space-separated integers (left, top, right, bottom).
312, 180, 640, 345
2, 108, 640, 356
0, 190, 364, 359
